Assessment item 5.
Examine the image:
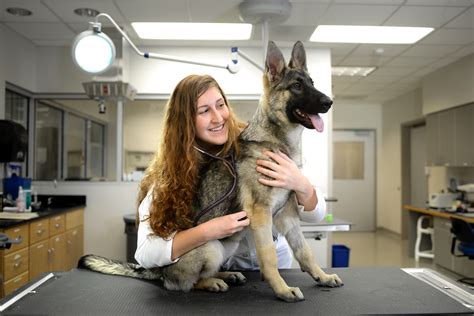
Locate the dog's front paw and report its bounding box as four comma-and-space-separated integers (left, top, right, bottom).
194, 277, 229, 292
223, 272, 247, 285
276, 286, 305, 302
318, 273, 343, 287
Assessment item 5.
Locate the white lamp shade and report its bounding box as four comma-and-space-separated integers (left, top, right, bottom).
72, 30, 116, 74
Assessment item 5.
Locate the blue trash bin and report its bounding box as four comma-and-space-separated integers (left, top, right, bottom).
332, 244, 350, 267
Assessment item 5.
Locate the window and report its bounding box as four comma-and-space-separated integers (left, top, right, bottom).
65, 114, 86, 179
35, 102, 62, 180
88, 121, 105, 178
5, 90, 28, 127
5, 89, 29, 177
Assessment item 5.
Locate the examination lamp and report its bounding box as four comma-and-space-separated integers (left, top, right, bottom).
71, 13, 240, 74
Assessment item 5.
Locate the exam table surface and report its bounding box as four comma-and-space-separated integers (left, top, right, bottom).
1, 267, 472, 315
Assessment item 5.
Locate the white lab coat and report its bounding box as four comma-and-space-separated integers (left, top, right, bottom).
135, 187, 327, 270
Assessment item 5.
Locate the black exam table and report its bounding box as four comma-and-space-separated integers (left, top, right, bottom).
1, 267, 473, 315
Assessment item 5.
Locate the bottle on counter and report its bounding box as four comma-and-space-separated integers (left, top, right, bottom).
17, 186, 26, 212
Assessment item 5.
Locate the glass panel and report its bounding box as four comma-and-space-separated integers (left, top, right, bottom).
5, 90, 29, 176
5, 90, 28, 128
88, 121, 105, 178
333, 141, 364, 179
65, 114, 86, 179
35, 103, 61, 180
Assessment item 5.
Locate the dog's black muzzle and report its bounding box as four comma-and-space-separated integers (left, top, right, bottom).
320, 95, 332, 113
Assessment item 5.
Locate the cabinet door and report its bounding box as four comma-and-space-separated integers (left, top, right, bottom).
3, 248, 29, 280
2, 224, 29, 255
426, 114, 440, 166
49, 214, 66, 236
455, 105, 474, 166
438, 110, 456, 166
50, 233, 67, 271
30, 218, 50, 245
29, 240, 50, 280
66, 227, 84, 270
433, 218, 453, 270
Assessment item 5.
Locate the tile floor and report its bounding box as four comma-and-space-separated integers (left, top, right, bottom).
332, 229, 474, 292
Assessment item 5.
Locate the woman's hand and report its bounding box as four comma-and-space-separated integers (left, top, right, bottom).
256, 150, 316, 210
202, 211, 250, 241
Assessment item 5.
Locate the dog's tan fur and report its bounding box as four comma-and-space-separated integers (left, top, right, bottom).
78, 41, 343, 302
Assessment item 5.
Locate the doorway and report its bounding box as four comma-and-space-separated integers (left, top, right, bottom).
332, 130, 376, 231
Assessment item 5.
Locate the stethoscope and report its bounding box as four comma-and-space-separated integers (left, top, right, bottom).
192, 146, 238, 225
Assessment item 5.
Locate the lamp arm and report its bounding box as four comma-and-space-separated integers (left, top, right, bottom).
236, 49, 264, 72
93, 13, 239, 74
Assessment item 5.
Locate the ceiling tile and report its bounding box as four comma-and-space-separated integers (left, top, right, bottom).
336, 55, 391, 66
283, 3, 330, 26
385, 56, 438, 67
115, 0, 188, 22
444, 7, 474, 28
420, 28, 474, 45
42, 0, 126, 23
384, 6, 465, 27
317, 43, 359, 57
349, 44, 410, 57
401, 44, 462, 57
333, 0, 404, 4
427, 56, 461, 69
450, 42, 474, 57
319, 4, 399, 25
406, 0, 473, 6
1, 0, 59, 22
188, 0, 241, 23
5, 22, 75, 40
372, 66, 416, 76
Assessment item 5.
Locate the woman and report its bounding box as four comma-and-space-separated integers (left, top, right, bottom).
135, 74, 326, 270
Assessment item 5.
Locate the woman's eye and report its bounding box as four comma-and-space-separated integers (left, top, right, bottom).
218, 103, 226, 108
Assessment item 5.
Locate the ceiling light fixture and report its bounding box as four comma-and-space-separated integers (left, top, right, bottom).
132, 22, 252, 40
332, 67, 376, 77
310, 25, 434, 44
71, 13, 241, 74
6, 7, 32, 16
74, 8, 100, 18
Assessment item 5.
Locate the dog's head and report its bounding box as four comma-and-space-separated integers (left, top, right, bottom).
264, 41, 332, 133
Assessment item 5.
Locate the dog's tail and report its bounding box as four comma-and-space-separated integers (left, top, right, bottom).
77, 254, 162, 281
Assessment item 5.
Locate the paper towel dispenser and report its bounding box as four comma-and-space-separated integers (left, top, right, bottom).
0, 120, 28, 162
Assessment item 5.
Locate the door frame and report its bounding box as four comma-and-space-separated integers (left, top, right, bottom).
333, 128, 377, 231
401, 118, 426, 239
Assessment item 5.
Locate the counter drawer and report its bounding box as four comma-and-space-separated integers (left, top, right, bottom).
30, 218, 50, 244
3, 248, 29, 280
3, 271, 29, 297
66, 209, 84, 229
49, 214, 66, 235
1, 223, 29, 255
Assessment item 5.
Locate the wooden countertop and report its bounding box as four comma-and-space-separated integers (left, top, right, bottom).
404, 205, 474, 224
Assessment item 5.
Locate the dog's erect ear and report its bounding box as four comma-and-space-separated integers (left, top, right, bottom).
288, 41, 307, 71
265, 41, 286, 83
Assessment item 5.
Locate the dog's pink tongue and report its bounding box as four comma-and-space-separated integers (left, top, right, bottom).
310, 114, 324, 132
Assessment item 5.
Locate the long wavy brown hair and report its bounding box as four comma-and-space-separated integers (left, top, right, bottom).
137, 74, 245, 238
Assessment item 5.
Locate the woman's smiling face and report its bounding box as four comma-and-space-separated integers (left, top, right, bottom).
194, 86, 230, 148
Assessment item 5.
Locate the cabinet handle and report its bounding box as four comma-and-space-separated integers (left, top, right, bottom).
55, 223, 60, 228
37, 229, 44, 235
14, 261, 22, 268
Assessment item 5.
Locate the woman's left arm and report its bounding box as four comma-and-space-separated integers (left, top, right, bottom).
256, 150, 326, 222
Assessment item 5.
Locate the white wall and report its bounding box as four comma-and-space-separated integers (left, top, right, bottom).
422, 53, 474, 115
380, 89, 423, 234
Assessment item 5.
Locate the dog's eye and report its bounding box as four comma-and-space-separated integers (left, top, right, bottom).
292, 82, 302, 90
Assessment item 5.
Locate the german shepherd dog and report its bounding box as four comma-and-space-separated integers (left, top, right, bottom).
78, 41, 343, 302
